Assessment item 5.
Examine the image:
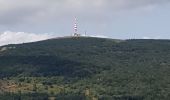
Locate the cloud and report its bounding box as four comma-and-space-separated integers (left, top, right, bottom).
142, 36, 151, 39
0, 31, 54, 46
90, 34, 109, 38
0, 0, 169, 26
0, 0, 169, 39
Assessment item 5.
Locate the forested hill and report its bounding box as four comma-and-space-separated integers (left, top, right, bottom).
1, 37, 170, 100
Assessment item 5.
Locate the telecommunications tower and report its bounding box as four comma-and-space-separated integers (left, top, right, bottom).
73, 17, 80, 37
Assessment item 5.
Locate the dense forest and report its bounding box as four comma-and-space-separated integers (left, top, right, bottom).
0, 37, 170, 100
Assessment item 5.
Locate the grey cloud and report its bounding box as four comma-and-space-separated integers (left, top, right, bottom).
0, 0, 169, 26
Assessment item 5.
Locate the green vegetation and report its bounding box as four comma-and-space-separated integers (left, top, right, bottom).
0, 37, 170, 100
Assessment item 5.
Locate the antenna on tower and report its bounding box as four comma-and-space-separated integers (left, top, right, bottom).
85, 30, 87, 36
74, 17, 77, 36
73, 17, 80, 37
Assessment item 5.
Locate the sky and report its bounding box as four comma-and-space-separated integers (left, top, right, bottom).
0, 0, 170, 46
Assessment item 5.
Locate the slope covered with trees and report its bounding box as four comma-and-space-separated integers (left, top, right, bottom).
0, 37, 170, 100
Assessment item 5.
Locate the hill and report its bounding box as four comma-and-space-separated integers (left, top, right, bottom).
0, 37, 170, 100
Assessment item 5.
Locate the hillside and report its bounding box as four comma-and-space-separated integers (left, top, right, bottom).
0, 37, 170, 100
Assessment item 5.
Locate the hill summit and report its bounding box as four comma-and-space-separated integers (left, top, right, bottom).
0, 37, 170, 100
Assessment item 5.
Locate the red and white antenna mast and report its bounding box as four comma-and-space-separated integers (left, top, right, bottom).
74, 17, 80, 36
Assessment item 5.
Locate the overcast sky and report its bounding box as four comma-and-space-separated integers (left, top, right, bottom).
0, 0, 170, 46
